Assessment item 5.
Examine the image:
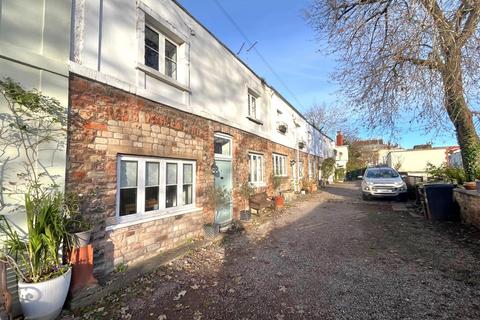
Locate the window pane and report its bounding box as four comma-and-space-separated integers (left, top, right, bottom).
165, 39, 177, 60
145, 47, 159, 70
120, 161, 137, 188
165, 39, 177, 79
183, 184, 192, 205
145, 26, 159, 70
166, 163, 177, 185
146, 162, 159, 186
259, 157, 263, 181
120, 188, 137, 216
145, 26, 159, 50
183, 164, 193, 184
214, 136, 231, 156
145, 186, 159, 212
166, 186, 177, 208
253, 156, 258, 181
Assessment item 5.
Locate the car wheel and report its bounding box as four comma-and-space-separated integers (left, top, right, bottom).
397, 194, 408, 202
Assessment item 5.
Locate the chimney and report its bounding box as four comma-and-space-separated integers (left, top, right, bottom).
336, 130, 344, 146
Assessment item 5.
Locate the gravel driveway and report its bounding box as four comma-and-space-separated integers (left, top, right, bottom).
70, 182, 480, 319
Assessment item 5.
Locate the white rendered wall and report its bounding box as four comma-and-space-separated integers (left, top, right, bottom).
387, 148, 448, 174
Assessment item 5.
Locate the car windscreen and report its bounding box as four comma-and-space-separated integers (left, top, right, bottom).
365, 169, 399, 179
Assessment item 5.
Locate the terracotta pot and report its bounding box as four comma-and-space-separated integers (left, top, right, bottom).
274, 195, 285, 208
464, 181, 476, 190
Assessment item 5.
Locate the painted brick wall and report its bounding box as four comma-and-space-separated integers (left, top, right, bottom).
67, 74, 321, 275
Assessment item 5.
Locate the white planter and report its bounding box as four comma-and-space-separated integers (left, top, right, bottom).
18, 267, 72, 320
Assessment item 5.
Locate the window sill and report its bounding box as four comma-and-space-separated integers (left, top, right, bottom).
246, 116, 263, 125
106, 206, 202, 232
250, 182, 266, 188
137, 63, 191, 93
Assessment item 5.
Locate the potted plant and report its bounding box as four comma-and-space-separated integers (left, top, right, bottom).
298, 141, 305, 150
272, 175, 285, 208
0, 189, 73, 320
238, 181, 255, 221
63, 192, 94, 248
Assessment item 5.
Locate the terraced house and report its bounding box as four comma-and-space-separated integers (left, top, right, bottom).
68, 0, 334, 275
2, 0, 334, 280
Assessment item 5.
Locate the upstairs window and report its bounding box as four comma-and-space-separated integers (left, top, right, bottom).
144, 25, 178, 80
248, 93, 257, 118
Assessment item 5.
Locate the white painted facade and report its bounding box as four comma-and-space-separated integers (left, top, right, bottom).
70, 0, 331, 157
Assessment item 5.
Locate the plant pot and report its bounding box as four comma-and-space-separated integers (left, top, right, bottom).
300, 190, 306, 195
74, 230, 92, 248
18, 267, 72, 320
464, 181, 477, 190
274, 196, 285, 209
240, 210, 251, 221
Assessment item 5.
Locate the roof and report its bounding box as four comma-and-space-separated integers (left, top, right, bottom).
170, 0, 332, 140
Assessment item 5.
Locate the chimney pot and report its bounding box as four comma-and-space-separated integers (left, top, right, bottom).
336, 130, 344, 146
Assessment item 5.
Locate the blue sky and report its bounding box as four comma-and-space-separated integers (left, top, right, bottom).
177, 0, 457, 148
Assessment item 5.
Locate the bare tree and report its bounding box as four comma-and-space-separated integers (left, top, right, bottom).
307, 0, 480, 181
305, 102, 359, 138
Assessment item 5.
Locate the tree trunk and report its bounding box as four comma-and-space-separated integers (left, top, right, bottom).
442, 51, 480, 182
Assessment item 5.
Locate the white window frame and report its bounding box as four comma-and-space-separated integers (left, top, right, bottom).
248, 92, 257, 119
273, 154, 287, 177
214, 133, 233, 160
249, 153, 265, 186
144, 23, 179, 80
299, 161, 304, 178
116, 155, 196, 224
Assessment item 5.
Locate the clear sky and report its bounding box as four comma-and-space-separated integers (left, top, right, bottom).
177, 0, 458, 148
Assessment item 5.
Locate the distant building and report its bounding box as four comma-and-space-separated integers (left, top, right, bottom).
351, 139, 400, 166
386, 146, 457, 177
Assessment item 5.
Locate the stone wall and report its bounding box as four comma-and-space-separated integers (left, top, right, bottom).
453, 189, 480, 229
67, 74, 321, 275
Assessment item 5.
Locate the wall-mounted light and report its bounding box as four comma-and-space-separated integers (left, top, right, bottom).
290, 160, 296, 166
211, 162, 219, 175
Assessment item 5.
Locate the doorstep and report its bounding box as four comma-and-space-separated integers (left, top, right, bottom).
66, 236, 220, 310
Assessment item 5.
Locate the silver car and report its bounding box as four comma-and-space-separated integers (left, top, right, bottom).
360, 167, 407, 200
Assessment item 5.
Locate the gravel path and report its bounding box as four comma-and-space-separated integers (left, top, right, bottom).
69, 182, 480, 319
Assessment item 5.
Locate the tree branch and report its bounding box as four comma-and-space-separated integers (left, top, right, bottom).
457, 5, 480, 46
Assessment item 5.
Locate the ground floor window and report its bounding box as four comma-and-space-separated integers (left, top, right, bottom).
118, 155, 196, 219
249, 153, 264, 186
299, 161, 304, 178
273, 154, 287, 176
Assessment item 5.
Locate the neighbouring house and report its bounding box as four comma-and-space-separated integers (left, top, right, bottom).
64, 0, 333, 276
334, 131, 349, 169
0, 0, 72, 315
333, 131, 349, 181
386, 145, 458, 177
351, 139, 401, 166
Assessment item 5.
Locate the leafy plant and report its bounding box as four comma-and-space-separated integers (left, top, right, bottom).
335, 168, 346, 182
321, 157, 336, 180
0, 78, 66, 210
0, 189, 72, 283
238, 181, 255, 212
63, 192, 93, 233
206, 185, 231, 209
426, 162, 466, 185
301, 178, 315, 191
272, 175, 282, 196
